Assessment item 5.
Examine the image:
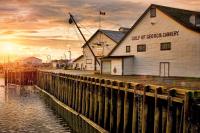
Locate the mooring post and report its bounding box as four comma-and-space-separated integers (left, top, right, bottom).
75, 76, 79, 111
154, 87, 162, 133
81, 77, 87, 115
183, 91, 191, 133
110, 81, 117, 133
132, 84, 140, 133
141, 86, 149, 133
85, 77, 90, 117
116, 82, 124, 133
123, 83, 132, 133
78, 76, 83, 113
166, 89, 176, 133
94, 78, 99, 123
89, 78, 94, 121
98, 79, 105, 127
104, 80, 110, 130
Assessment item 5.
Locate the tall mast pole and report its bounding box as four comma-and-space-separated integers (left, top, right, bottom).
68, 13, 100, 66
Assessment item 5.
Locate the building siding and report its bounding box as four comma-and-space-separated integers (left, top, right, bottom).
83, 32, 118, 71
111, 59, 122, 75
111, 9, 200, 77
123, 57, 134, 75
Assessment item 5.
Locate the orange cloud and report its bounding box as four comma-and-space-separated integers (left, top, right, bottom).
0, 0, 199, 62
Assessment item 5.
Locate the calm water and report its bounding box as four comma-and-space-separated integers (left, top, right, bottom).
0, 78, 73, 133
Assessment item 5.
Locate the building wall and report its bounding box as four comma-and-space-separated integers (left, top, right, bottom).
123, 57, 134, 75
83, 46, 95, 70
89, 32, 117, 56
111, 9, 200, 77
83, 32, 117, 71
73, 57, 85, 70
111, 58, 122, 75
102, 60, 111, 74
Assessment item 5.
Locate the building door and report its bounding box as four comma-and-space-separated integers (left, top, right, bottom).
160, 62, 170, 77
102, 60, 111, 74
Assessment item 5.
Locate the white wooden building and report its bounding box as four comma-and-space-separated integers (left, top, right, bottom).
73, 29, 126, 71
73, 55, 85, 70
102, 4, 200, 77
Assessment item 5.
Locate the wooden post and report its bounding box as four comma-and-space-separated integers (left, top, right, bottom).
116, 82, 124, 133
110, 81, 117, 133
132, 84, 140, 133
166, 89, 176, 133
183, 92, 191, 133
141, 86, 149, 133
154, 87, 162, 133
85, 77, 90, 117
94, 78, 99, 123
81, 77, 87, 115
123, 83, 132, 133
104, 80, 110, 130
89, 78, 94, 121
98, 79, 105, 127
78, 76, 83, 113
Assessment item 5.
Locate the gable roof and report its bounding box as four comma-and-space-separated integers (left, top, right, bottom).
73, 55, 84, 62
23, 57, 42, 61
82, 29, 125, 48
108, 4, 200, 56
156, 4, 200, 33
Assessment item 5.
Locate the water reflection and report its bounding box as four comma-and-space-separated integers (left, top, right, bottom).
42, 94, 101, 133
0, 78, 72, 133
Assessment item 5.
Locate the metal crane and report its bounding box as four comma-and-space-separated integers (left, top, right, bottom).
68, 13, 100, 70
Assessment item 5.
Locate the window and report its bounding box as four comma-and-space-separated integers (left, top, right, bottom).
160, 42, 171, 51
150, 7, 156, 18
126, 46, 131, 53
137, 44, 146, 52
86, 59, 92, 64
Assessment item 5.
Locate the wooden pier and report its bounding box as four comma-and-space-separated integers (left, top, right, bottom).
6, 70, 200, 133
5, 69, 37, 85
36, 71, 200, 133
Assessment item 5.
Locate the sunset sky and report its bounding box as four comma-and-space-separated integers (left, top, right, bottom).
0, 0, 200, 63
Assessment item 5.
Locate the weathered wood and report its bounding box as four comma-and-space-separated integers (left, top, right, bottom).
89, 78, 95, 121
94, 79, 99, 123
104, 80, 110, 130
85, 79, 90, 117
98, 79, 104, 127
166, 89, 176, 133
116, 83, 124, 133
110, 81, 117, 133
9, 70, 200, 133
154, 87, 162, 133
132, 84, 139, 133
183, 92, 191, 133
142, 86, 149, 133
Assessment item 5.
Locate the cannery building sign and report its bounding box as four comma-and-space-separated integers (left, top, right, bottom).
132, 30, 179, 41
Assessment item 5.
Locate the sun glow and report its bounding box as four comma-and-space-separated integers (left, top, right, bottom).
2, 42, 17, 54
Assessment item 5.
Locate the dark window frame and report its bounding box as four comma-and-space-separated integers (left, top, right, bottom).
126, 45, 131, 53
150, 7, 156, 18
86, 59, 92, 64
160, 42, 171, 51
137, 44, 146, 52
